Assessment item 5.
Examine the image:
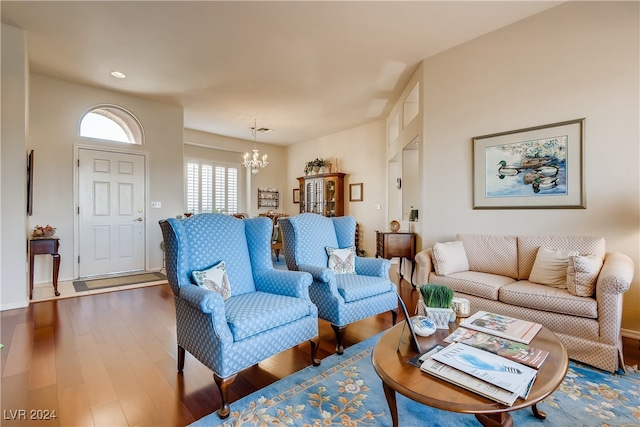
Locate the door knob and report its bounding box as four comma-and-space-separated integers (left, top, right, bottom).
134, 217, 143, 222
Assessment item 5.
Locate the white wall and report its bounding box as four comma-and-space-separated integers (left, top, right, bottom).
1, 24, 29, 310
184, 128, 288, 216
28, 74, 184, 284
287, 120, 387, 256
417, 2, 639, 333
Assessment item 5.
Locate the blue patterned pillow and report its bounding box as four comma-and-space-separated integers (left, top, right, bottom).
325, 246, 356, 274
192, 260, 232, 299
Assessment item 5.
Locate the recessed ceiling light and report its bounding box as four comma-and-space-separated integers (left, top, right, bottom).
110, 71, 126, 79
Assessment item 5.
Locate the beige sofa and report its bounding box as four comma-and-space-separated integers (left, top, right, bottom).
415, 233, 634, 372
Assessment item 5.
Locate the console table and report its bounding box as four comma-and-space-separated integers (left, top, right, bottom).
375, 231, 416, 286
29, 237, 61, 299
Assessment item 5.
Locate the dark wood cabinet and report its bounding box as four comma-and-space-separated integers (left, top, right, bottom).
297, 173, 346, 217
375, 231, 416, 286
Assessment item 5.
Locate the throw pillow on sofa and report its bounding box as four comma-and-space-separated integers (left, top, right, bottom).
529, 247, 578, 288
192, 260, 232, 299
432, 241, 469, 276
566, 255, 603, 297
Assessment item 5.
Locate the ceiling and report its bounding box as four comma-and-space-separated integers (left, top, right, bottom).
1, 1, 563, 145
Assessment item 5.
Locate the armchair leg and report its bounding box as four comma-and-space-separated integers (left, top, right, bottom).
391, 308, 398, 326
309, 338, 321, 366
331, 324, 347, 355
177, 345, 185, 372
214, 373, 237, 419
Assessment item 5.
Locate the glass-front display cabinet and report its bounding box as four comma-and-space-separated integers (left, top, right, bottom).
297, 173, 345, 217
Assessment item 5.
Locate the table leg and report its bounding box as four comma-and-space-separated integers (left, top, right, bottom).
398, 257, 404, 282
531, 404, 546, 419
382, 381, 398, 427
409, 260, 416, 288
475, 412, 513, 427
52, 253, 61, 296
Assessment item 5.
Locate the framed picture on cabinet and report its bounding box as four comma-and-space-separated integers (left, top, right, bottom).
349, 183, 363, 202
293, 188, 300, 204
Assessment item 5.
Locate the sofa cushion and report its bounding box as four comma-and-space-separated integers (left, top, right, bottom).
432, 241, 469, 275
427, 271, 516, 301
567, 255, 602, 297
529, 247, 578, 288
499, 281, 597, 319
517, 235, 605, 280
457, 233, 518, 279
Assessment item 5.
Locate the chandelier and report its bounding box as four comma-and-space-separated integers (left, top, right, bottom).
243, 119, 269, 175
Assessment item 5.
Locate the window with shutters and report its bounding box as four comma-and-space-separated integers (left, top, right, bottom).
185, 158, 240, 215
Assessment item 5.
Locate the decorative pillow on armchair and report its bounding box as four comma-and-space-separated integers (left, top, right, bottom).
326, 246, 356, 274
192, 260, 232, 299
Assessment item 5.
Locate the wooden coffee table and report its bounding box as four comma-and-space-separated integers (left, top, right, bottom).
372, 320, 568, 427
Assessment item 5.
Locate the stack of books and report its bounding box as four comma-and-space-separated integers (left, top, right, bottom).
418, 311, 546, 406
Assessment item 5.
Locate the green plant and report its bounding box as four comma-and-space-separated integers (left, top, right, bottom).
419, 284, 454, 309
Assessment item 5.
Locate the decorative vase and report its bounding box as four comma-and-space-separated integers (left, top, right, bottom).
313, 166, 320, 174
388, 220, 400, 232
417, 299, 452, 329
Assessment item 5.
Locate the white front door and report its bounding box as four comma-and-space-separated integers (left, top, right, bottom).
78, 148, 146, 277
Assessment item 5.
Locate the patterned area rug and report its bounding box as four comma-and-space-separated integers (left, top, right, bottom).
190, 332, 640, 427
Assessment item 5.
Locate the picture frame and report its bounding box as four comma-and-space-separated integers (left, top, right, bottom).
292, 188, 300, 204
349, 183, 363, 202
472, 118, 585, 209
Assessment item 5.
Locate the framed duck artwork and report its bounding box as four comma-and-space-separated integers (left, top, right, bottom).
472, 118, 585, 209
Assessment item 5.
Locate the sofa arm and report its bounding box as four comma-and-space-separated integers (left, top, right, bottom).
415, 248, 435, 287
597, 252, 634, 295
254, 269, 313, 299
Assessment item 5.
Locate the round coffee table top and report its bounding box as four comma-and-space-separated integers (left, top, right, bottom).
372, 319, 568, 416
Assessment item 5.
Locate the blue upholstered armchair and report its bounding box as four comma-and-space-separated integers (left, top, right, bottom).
279, 213, 398, 354
159, 214, 320, 419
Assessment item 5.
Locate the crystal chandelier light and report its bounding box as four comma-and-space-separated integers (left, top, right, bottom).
243, 119, 269, 175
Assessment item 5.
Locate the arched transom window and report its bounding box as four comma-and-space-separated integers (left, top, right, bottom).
80, 105, 144, 145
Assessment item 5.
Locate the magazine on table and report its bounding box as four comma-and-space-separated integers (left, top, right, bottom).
420, 356, 519, 407
459, 311, 542, 344
430, 342, 537, 399
444, 327, 549, 369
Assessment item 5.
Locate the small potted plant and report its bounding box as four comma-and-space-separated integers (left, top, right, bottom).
312, 158, 326, 174
418, 284, 455, 328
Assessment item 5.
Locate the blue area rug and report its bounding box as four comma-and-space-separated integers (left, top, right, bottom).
189, 333, 640, 426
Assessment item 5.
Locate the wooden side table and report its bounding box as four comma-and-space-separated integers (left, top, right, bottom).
375, 231, 416, 286
29, 237, 60, 299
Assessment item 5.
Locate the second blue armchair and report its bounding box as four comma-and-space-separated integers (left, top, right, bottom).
279, 213, 398, 354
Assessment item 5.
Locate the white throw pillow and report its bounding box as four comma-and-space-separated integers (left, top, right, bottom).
566, 255, 602, 297
326, 246, 356, 274
529, 247, 578, 288
192, 260, 232, 300
432, 241, 469, 276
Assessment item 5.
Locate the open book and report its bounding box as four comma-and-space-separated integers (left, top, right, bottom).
430, 342, 537, 399
460, 311, 542, 344
444, 327, 549, 369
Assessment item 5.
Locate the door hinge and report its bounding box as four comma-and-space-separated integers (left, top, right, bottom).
77, 206, 80, 214
77, 256, 80, 263
77, 159, 80, 167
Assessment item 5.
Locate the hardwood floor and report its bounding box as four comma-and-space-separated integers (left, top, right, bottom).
2, 268, 639, 426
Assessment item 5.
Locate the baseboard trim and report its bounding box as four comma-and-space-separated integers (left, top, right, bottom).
622, 328, 640, 341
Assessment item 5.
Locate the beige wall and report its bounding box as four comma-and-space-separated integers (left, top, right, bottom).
286, 120, 388, 256
1, 24, 29, 310
27, 74, 184, 284
416, 2, 639, 334
183, 128, 288, 216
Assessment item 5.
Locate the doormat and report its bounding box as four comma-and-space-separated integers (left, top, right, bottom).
72, 272, 167, 292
